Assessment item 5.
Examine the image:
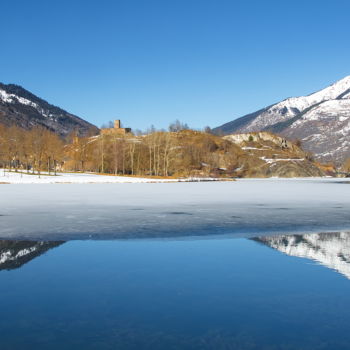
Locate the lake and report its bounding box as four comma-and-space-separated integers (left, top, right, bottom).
1, 179, 350, 240
1, 179, 350, 349
1, 231, 350, 349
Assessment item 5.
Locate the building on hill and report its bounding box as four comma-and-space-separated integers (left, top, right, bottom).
100, 120, 132, 135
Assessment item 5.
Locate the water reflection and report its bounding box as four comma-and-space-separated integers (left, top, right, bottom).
253, 231, 350, 279
0, 240, 64, 270
0, 234, 350, 349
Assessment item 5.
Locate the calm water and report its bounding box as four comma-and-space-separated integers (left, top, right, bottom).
1, 233, 350, 349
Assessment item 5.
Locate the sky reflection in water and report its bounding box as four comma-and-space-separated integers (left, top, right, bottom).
1, 232, 350, 349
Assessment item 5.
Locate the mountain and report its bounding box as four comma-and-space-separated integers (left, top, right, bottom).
0, 83, 99, 137
253, 232, 350, 280
0, 240, 64, 270
213, 76, 350, 164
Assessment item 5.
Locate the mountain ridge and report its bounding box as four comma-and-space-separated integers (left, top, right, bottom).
0, 82, 99, 137
213, 76, 350, 164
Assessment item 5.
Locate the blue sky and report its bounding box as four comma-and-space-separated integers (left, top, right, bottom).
1, 0, 350, 130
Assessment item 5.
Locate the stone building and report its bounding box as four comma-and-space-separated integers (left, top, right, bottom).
100, 120, 132, 135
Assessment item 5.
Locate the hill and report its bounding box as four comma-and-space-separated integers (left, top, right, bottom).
64, 129, 325, 178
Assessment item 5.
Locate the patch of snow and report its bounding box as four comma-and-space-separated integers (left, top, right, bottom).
242, 147, 265, 150
260, 157, 304, 164
0, 89, 39, 109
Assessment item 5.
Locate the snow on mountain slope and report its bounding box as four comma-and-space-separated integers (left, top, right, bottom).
248, 75, 350, 132
342, 91, 350, 99
283, 99, 350, 163
246, 76, 350, 132
0, 83, 99, 137
214, 76, 350, 164
255, 232, 350, 280
0, 89, 39, 108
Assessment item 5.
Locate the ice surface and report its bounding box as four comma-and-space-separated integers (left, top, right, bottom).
0, 178, 350, 240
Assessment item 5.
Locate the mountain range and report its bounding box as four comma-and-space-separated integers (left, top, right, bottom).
2, 78, 350, 166
0, 83, 98, 137
214, 76, 350, 164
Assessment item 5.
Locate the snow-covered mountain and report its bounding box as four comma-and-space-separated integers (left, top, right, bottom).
0, 83, 99, 137
213, 76, 350, 164
0, 240, 63, 270
254, 232, 350, 280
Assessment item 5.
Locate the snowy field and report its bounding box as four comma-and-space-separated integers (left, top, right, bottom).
0, 178, 350, 240
0, 170, 180, 184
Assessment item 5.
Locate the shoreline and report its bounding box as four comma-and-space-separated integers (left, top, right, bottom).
0, 169, 343, 184
0, 170, 235, 184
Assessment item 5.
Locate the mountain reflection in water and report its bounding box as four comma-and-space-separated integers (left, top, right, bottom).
2, 232, 350, 277
0, 240, 64, 270
1, 233, 350, 349
253, 231, 350, 279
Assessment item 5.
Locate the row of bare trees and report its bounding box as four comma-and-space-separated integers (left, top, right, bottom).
0, 125, 64, 175
0, 124, 242, 177
65, 130, 241, 177
66, 132, 181, 176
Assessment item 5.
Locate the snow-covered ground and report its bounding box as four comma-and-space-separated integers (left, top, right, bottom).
0, 170, 226, 184
0, 178, 350, 240
0, 170, 180, 184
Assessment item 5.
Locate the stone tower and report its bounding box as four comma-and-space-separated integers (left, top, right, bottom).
114, 120, 121, 129
100, 119, 132, 135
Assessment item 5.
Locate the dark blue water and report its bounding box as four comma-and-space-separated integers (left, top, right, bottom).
1, 234, 350, 349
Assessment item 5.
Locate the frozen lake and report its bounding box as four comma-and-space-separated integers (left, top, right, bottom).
2, 179, 350, 349
0, 178, 350, 240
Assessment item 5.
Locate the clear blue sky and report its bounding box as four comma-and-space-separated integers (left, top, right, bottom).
1, 0, 350, 130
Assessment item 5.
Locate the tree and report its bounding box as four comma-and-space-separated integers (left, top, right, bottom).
168, 120, 189, 132
204, 126, 212, 134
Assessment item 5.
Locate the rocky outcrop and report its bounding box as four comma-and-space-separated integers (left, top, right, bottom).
223, 132, 325, 177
